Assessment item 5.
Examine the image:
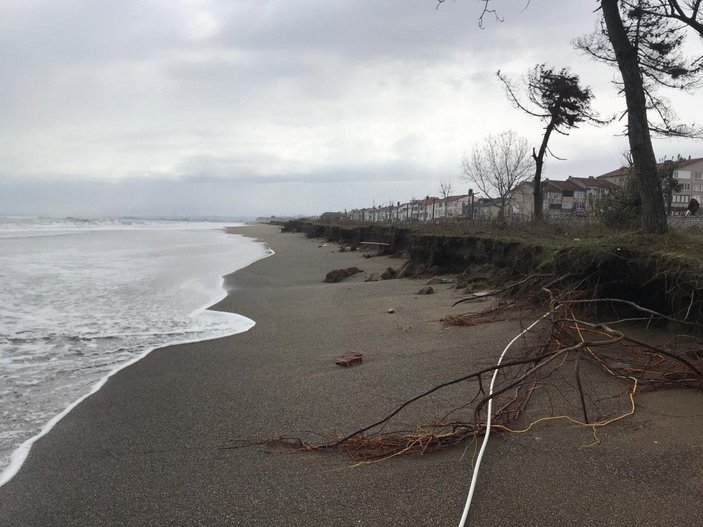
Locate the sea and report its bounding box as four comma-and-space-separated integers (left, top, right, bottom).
0, 217, 271, 484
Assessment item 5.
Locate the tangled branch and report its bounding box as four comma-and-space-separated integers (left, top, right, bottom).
237, 277, 703, 462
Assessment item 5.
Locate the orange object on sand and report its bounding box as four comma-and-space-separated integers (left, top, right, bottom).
335, 353, 363, 367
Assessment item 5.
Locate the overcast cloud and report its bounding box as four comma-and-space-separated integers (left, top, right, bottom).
1, 0, 702, 217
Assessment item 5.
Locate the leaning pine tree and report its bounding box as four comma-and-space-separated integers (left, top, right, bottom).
497, 65, 610, 219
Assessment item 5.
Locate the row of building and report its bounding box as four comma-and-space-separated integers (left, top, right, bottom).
329, 157, 703, 222
344, 193, 482, 223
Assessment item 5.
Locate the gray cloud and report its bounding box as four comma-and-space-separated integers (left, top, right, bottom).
1, 0, 702, 217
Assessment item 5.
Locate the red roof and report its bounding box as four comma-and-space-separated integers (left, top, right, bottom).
543, 179, 581, 192
597, 167, 629, 179
597, 157, 703, 179
677, 157, 703, 169
568, 176, 619, 190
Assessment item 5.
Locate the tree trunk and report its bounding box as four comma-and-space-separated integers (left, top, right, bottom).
601, 0, 667, 233
532, 121, 554, 220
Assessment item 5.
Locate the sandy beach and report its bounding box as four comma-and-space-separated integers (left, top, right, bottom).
1, 223, 702, 526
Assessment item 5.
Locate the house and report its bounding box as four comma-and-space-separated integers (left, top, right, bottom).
404, 199, 421, 221
597, 166, 629, 187
347, 209, 362, 222
671, 157, 703, 213
512, 179, 581, 215
474, 197, 502, 218
376, 205, 390, 222
541, 176, 618, 214
417, 196, 441, 221
360, 207, 376, 222
396, 202, 410, 220
375, 203, 403, 222
508, 181, 535, 217
543, 179, 583, 213
568, 176, 619, 208
436, 194, 471, 219
597, 157, 703, 214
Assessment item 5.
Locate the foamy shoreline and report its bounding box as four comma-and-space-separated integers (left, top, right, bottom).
0, 226, 273, 486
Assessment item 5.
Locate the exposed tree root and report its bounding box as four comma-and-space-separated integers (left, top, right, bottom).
441, 300, 525, 327
242, 280, 703, 462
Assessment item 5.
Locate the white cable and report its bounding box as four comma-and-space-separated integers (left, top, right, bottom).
457, 311, 552, 527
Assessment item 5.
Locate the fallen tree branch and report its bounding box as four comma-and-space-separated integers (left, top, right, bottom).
330, 350, 558, 448
452, 273, 554, 307
245, 281, 703, 462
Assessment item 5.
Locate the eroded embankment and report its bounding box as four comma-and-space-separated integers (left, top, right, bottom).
282, 220, 703, 321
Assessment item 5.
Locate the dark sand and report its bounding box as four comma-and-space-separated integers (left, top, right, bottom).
1, 224, 701, 526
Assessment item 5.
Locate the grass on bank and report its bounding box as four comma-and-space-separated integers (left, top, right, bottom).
308, 219, 703, 273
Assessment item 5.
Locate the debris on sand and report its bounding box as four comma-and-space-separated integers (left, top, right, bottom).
426, 276, 453, 285
335, 353, 363, 367
380, 267, 397, 280
324, 267, 363, 283
397, 261, 427, 278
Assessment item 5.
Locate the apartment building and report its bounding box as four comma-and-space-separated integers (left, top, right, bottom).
434, 195, 471, 219
671, 157, 703, 213
596, 166, 629, 187
596, 157, 703, 214
510, 177, 618, 215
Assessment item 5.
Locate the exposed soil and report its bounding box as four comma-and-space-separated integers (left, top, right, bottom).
284, 220, 703, 321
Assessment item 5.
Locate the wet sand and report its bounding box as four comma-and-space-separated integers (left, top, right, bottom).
1, 223, 701, 526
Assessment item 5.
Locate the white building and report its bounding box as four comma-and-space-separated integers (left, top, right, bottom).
436, 194, 471, 219
672, 157, 703, 213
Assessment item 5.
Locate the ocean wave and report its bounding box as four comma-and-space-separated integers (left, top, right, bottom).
0, 222, 270, 485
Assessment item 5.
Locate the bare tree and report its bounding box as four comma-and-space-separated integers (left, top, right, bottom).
497, 65, 611, 220
387, 200, 397, 222
461, 131, 534, 222
439, 179, 453, 217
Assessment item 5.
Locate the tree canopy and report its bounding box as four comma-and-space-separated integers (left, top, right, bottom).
576, 2, 703, 138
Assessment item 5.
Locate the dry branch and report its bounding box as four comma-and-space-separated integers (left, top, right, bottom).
247, 279, 703, 461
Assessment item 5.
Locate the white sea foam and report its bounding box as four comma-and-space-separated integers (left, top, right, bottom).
0, 218, 272, 485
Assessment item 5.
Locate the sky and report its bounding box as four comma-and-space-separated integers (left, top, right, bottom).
1, 0, 702, 218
